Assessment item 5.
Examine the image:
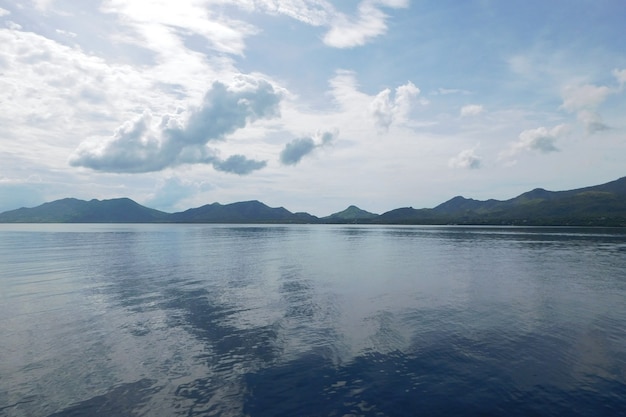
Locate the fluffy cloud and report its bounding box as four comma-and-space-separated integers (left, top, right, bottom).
70, 76, 281, 173
280, 131, 336, 165
0, 7, 10, 17
449, 148, 481, 169
460, 104, 484, 117
502, 124, 568, 159
369, 81, 422, 131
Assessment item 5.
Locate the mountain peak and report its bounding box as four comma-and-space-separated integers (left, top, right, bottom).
325, 205, 378, 221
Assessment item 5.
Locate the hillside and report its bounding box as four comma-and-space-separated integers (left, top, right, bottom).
323, 205, 378, 223
168, 200, 317, 223
423, 176, 626, 226
0, 176, 625, 226
0, 198, 168, 223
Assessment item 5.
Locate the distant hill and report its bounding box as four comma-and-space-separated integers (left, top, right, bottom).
421, 176, 626, 226
0, 198, 168, 223
168, 200, 318, 223
323, 205, 378, 223
0, 176, 625, 226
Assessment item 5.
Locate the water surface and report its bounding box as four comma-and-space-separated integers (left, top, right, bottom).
1, 224, 625, 416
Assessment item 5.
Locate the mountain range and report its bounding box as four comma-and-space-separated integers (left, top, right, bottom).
1, 176, 625, 226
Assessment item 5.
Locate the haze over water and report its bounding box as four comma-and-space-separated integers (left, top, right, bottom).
1, 224, 625, 416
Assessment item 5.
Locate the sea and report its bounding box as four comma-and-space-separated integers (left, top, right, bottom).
0, 224, 625, 417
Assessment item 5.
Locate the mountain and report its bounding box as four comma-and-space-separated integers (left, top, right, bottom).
168, 200, 318, 223
323, 205, 378, 223
0, 198, 168, 223
373, 207, 438, 224
0, 177, 625, 225
425, 176, 626, 226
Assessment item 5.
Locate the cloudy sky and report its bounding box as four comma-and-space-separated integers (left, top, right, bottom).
1, 0, 625, 216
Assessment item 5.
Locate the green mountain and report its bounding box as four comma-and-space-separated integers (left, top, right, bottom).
0, 177, 624, 225
168, 200, 318, 223
422, 176, 626, 226
323, 205, 378, 223
0, 197, 168, 223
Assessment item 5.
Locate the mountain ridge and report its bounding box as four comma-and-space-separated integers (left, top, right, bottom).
1, 176, 625, 226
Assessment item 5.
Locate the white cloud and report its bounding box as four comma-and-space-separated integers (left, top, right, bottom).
577, 110, 609, 134
502, 124, 568, 159
613, 68, 626, 90
0, 28, 162, 165
561, 84, 612, 112
0, 7, 10, 17
234, 0, 408, 49
242, 0, 332, 26
6, 21, 22, 30
460, 104, 484, 117
369, 81, 422, 131
560, 75, 621, 134
435, 88, 471, 95
100, 0, 258, 57
32, 0, 56, 11
323, 0, 409, 48
449, 148, 481, 170
70, 76, 281, 173
55, 29, 77, 38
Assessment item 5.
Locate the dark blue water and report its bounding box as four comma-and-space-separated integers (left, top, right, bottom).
1, 224, 625, 416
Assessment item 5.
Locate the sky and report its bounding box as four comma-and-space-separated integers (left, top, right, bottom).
1, 0, 625, 216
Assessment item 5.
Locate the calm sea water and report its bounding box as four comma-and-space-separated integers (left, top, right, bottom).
0, 224, 625, 417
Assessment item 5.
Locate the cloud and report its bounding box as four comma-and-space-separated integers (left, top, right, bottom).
561, 84, 612, 112
449, 148, 481, 170
502, 124, 568, 159
560, 75, 621, 133
100, 0, 257, 56
280, 131, 336, 165
213, 154, 267, 175
577, 110, 609, 134
280, 137, 315, 165
0, 7, 10, 17
55, 29, 77, 38
323, 0, 409, 48
241, 0, 407, 48
6, 21, 22, 30
70, 75, 281, 173
613, 68, 626, 90
369, 81, 422, 131
460, 104, 484, 117
245, 0, 332, 26
434, 88, 471, 95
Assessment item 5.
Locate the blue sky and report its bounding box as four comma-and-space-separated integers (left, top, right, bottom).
1, 0, 625, 216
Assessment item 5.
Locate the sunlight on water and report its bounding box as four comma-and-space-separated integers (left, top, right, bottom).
1, 225, 625, 416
